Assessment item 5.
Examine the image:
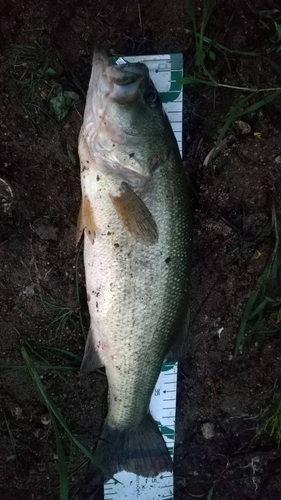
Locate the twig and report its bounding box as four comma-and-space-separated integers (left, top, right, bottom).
183, 76, 281, 93
219, 215, 254, 242
68, 458, 88, 479
203, 135, 235, 166
215, 84, 281, 92
138, 3, 142, 32
0, 239, 9, 246
30, 239, 43, 299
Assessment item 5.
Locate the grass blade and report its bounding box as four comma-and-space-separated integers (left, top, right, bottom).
25, 343, 81, 398
225, 93, 256, 117
236, 90, 281, 117
207, 486, 215, 499
187, 0, 198, 55
49, 410, 68, 500
234, 204, 279, 358
3, 412, 18, 466
185, 493, 206, 498
271, 204, 280, 285
43, 347, 82, 361
212, 93, 256, 156
249, 300, 267, 320
178, 75, 216, 86
76, 243, 85, 340
21, 346, 116, 481
0, 364, 77, 370
265, 296, 281, 303
187, 0, 217, 83
234, 291, 258, 359
212, 91, 280, 158
198, 0, 217, 83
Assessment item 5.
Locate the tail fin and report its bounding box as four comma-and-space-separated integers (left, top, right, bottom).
94, 413, 173, 478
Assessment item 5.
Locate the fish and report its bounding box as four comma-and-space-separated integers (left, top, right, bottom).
78, 52, 192, 479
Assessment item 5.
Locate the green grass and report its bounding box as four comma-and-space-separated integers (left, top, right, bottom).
21, 346, 116, 499
40, 243, 85, 340
230, 225, 267, 255
211, 90, 281, 157
181, 1, 281, 359
180, 0, 281, 157
49, 410, 68, 500
8, 43, 80, 128
187, 0, 216, 83
1, 340, 108, 497
0, 243, 109, 494
43, 300, 77, 332
257, 392, 281, 446
8, 43, 55, 127
3, 412, 18, 466
233, 204, 280, 359
182, 1, 281, 83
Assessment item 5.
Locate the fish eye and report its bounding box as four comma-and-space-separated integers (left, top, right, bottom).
144, 88, 160, 105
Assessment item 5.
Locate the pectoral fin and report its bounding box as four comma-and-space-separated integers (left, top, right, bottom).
110, 182, 158, 245
76, 203, 84, 244
76, 198, 97, 245
84, 198, 97, 244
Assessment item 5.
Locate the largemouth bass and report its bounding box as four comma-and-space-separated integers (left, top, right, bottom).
78, 53, 192, 478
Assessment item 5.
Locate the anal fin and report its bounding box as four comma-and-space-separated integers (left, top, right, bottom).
80, 330, 104, 375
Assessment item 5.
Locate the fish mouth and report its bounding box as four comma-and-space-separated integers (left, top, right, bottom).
107, 64, 149, 104
93, 52, 149, 105
87, 53, 152, 184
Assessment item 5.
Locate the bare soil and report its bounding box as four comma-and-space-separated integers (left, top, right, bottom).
1, 1, 281, 499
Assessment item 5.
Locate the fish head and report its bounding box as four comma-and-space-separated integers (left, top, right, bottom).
82, 53, 176, 187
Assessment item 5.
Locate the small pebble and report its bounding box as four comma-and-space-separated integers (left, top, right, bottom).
201, 422, 215, 439
24, 283, 36, 297
233, 120, 251, 135
11, 406, 22, 420
41, 415, 51, 426
274, 155, 281, 164
218, 327, 224, 338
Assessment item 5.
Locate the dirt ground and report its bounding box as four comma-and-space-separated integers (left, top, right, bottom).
1, 0, 281, 499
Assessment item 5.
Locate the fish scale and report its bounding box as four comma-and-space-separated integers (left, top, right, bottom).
79, 52, 191, 490
102, 55, 186, 500
84, 162, 189, 426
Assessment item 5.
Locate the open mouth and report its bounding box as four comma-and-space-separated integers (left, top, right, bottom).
105, 61, 149, 104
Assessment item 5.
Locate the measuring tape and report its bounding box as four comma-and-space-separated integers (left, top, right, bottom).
104, 54, 183, 500
104, 362, 177, 500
